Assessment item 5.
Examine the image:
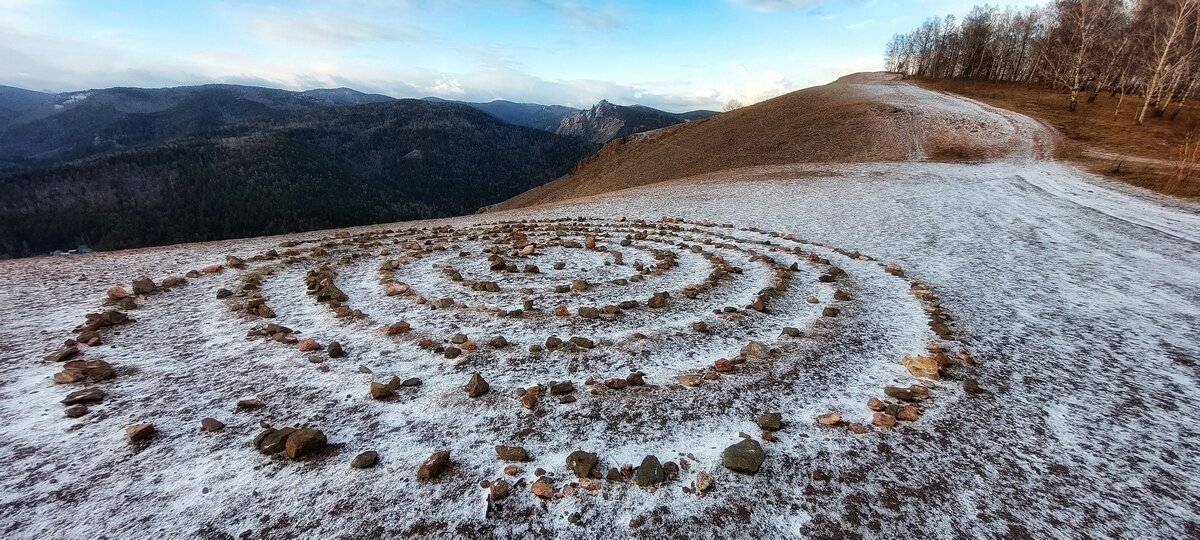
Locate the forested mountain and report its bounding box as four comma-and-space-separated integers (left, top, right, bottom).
0, 84, 393, 170
425, 97, 717, 142
0, 99, 597, 257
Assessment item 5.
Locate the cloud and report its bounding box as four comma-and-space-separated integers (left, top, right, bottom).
240, 10, 423, 46
532, 1, 629, 30
730, 0, 824, 10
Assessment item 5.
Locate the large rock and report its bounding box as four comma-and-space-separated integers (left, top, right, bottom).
351, 451, 379, 469
416, 450, 452, 479
44, 345, 79, 363
634, 455, 664, 487
256, 427, 297, 454
566, 450, 598, 478
61, 387, 104, 405
131, 276, 157, 295
284, 428, 327, 459
722, 439, 765, 474
125, 423, 156, 442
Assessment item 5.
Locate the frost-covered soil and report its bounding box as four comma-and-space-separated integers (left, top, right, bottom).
2, 84, 1199, 539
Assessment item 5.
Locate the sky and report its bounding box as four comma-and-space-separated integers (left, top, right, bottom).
0, 0, 1045, 112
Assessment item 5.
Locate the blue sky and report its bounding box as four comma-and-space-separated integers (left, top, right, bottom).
0, 0, 1042, 111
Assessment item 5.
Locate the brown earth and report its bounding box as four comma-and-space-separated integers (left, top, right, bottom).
489, 73, 1047, 211
914, 78, 1200, 198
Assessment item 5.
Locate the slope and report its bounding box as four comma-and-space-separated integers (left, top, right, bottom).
491, 72, 1055, 210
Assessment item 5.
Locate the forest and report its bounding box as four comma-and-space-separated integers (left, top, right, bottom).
885, 0, 1200, 123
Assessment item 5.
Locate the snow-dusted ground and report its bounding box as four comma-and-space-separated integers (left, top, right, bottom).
1, 81, 1198, 539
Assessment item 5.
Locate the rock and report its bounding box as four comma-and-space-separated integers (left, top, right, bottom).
559, 394, 577, 404
897, 404, 920, 422
816, 412, 842, 426
488, 336, 508, 348
568, 336, 594, 348
450, 333, 469, 345
55, 359, 115, 383
647, 292, 667, 308
126, 423, 156, 442
489, 479, 511, 500
695, 471, 714, 493
495, 445, 529, 461
604, 378, 628, 390
722, 439, 765, 474
883, 386, 915, 402
578, 306, 599, 319
834, 289, 851, 301
964, 378, 983, 394
676, 374, 702, 387
383, 321, 411, 335
106, 286, 130, 301
401, 377, 421, 387
867, 397, 886, 411
225, 255, 246, 268
822, 307, 840, 317
740, 341, 770, 359
284, 428, 327, 459
64, 405, 89, 418
44, 345, 80, 363
847, 423, 868, 434
633, 455, 664, 487
443, 346, 462, 359
520, 394, 537, 409
118, 297, 138, 310
237, 397, 264, 409
571, 279, 589, 292
327, 341, 345, 358
901, 355, 941, 380
550, 381, 575, 395
61, 388, 104, 405
566, 450, 598, 478
466, 372, 490, 397
351, 451, 379, 469
504, 464, 520, 476
625, 372, 645, 386
757, 412, 783, 431
713, 359, 734, 373
531, 477, 555, 498
370, 380, 397, 399
215, 288, 234, 299
416, 450, 451, 479
257, 428, 296, 454
297, 339, 321, 352
873, 412, 897, 427
131, 276, 157, 295
200, 417, 225, 431
780, 327, 801, 337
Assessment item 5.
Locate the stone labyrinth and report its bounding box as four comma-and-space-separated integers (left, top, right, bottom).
46, 216, 983, 501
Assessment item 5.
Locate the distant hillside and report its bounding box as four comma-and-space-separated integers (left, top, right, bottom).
0, 99, 597, 257
0, 84, 393, 170
425, 97, 716, 143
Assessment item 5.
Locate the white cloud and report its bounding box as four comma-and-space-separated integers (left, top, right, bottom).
238, 9, 423, 46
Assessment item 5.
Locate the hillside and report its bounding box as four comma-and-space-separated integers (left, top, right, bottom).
425, 97, 716, 142
0, 84, 393, 170
490, 73, 1055, 211
0, 100, 597, 257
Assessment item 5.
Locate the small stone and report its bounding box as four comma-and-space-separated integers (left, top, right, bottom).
834, 289, 851, 301
351, 451, 379, 469
495, 445, 529, 462
131, 276, 157, 295
897, 404, 920, 422
867, 397, 885, 411
327, 342, 345, 358
297, 339, 321, 352
822, 307, 840, 317
604, 378, 627, 390
61, 388, 104, 405
566, 450, 598, 478
740, 341, 770, 359
489, 479, 511, 500
625, 372, 645, 386
451, 333, 469, 344
633, 455, 664, 487
676, 374, 702, 387
816, 412, 842, 426
444, 346, 462, 359
488, 336, 508, 348
757, 412, 783, 431
531, 477, 555, 498
872, 412, 897, 428
370, 381, 396, 399
780, 327, 801, 337
503, 464, 520, 476
200, 417, 225, 431
64, 404, 89, 418
571, 279, 589, 291
722, 438, 765, 474
401, 377, 422, 387
466, 372, 490, 397
550, 381, 574, 395
847, 423, 867, 434
383, 321, 411, 335
691, 321, 708, 332
901, 355, 941, 380
883, 386, 915, 402
578, 306, 599, 319
416, 450, 452, 479
694, 471, 714, 493
237, 397, 264, 409
964, 378, 984, 394
284, 428, 327, 459
106, 286, 131, 301
126, 423, 156, 442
